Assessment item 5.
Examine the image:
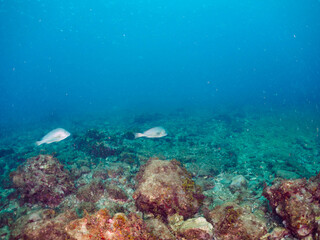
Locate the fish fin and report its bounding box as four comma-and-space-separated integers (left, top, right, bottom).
35, 141, 43, 146
134, 133, 143, 139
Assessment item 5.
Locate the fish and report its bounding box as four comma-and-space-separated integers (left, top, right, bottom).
36, 128, 71, 146
134, 126, 167, 139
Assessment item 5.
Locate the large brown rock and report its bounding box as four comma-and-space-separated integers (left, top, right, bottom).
133, 159, 204, 219
10, 154, 75, 207
263, 177, 320, 239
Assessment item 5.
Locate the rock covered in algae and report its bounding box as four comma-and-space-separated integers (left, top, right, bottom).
133, 158, 204, 219
263, 176, 320, 239
10, 209, 77, 240
205, 202, 267, 240
10, 154, 75, 207
65, 209, 156, 240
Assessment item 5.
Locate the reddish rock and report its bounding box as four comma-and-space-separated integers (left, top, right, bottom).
205, 202, 267, 240
263, 177, 320, 239
10, 209, 77, 240
10, 154, 75, 207
65, 209, 156, 240
133, 159, 204, 220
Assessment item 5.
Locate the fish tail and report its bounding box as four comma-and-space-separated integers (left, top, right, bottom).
35, 141, 42, 146
134, 133, 143, 139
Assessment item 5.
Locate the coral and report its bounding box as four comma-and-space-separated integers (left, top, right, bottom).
10, 208, 77, 240
76, 180, 105, 203
10, 154, 75, 207
133, 159, 204, 220
205, 202, 267, 240
263, 177, 320, 239
65, 209, 156, 240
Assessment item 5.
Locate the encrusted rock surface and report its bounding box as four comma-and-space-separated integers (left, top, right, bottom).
10, 154, 75, 207
10, 209, 77, 240
167, 213, 213, 240
65, 209, 156, 240
263, 176, 320, 239
76, 180, 105, 203
133, 158, 204, 219
177, 217, 213, 240
205, 202, 267, 240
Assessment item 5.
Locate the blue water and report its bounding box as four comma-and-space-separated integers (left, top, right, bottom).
1, 0, 320, 127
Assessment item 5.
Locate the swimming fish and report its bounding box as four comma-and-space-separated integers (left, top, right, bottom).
134, 126, 167, 139
36, 128, 71, 146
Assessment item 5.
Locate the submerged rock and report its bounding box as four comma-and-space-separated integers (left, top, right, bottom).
263, 175, 320, 239
10, 209, 77, 240
145, 218, 176, 240
10, 154, 75, 207
76, 180, 105, 203
133, 158, 204, 219
65, 209, 156, 240
205, 202, 267, 240
229, 175, 248, 193
105, 184, 128, 202
167, 213, 213, 240
177, 217, 213, 240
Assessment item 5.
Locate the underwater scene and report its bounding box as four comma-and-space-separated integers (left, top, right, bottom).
1, 0, 320, 239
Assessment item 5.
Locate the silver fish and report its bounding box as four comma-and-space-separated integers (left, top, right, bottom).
36, 128, 70, 146
134, 126, 167, 139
